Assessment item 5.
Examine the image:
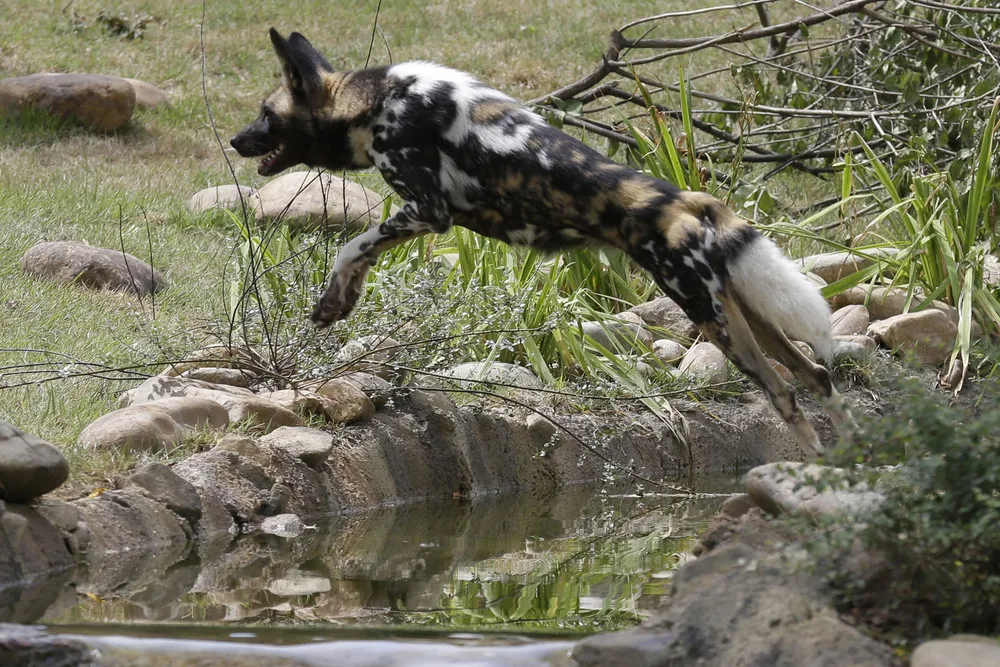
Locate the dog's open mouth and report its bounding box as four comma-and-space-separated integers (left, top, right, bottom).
258, 143, 286, 175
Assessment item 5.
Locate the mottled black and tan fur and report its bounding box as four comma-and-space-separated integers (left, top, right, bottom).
231, 28, 857, 454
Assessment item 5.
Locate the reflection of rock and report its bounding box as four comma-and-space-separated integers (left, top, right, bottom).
0, 623, 92, 665
266, 567, 332, 597
0, 506, 74, 624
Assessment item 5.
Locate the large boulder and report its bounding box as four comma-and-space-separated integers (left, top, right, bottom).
580, 320, 653, 351
78, 397, 229, 453
252, 170, 392, 231
259, 427, 334, 469
830, 304, 870, 336
911, 636, 1000, 667
625, 296, 700, 339
0, 73, 135, 131
441, 361, 545, 389
21, 241, 168, 296
0, 422, 69, 502
123, 77, 169, 109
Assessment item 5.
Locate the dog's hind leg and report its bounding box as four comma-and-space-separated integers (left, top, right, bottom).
740, 305, 859, 443
699, 290, 825, 457
312, 201, 451, 327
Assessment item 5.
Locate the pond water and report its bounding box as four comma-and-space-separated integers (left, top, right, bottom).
13, 477, 738, 661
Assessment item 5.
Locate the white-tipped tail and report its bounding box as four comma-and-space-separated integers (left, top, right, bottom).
727, 236, 834, 364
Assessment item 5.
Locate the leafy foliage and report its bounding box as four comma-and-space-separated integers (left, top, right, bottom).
821, 376, 1000, 639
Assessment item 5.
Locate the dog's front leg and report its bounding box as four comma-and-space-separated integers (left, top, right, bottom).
311, 202, 450, 327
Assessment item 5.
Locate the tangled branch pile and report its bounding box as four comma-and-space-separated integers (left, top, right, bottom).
533, 0, 1000, 188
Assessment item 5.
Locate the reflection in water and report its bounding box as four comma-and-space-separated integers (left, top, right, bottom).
33, 478, 736, 636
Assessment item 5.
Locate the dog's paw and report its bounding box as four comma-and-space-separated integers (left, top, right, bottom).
310, 268, 366, 328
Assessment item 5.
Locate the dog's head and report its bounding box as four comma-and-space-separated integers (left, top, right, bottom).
230, 28, 336, 176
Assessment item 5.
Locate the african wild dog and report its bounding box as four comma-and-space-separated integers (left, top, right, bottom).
231, 28, 858, 454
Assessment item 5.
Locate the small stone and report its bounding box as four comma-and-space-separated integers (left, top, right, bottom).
252, 170, 393, 231
0, 422, 69, 502
580, 320, 653, 351
188, 185, 256, 213
678, 342, 729, 384
124, 78, 170, 108
259, 426, 333, 469
258, 513, 306, 538
868, 310, 957, 366
300, 380, 375, 424
720, 494, 755, 519
21, 241, 167, 296
830, 304, 870, 336
78, 397, 229, 453
127, 462, 202, 524
832, 336, 877, 363
651, 339, 687, 365
911, 637, 1000, 667
615, 311, 644, 326
797, 249, 898, 284
0, 73, 135, 131
626, 296, 700, 339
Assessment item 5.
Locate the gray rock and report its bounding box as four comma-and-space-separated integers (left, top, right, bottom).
0, 72, 135, 131
678, 342, 729, 384
651, 338, 687, 365
868, 309, 957, 366
127, 462, 203, 525
745, 462, 884, 520
911, 637, 1000, 667
830, 304, 870, 336
626, 296, 700, 339
182, 366, 254, 387
797, 248, 898, 284
21, 241, 167, 296
252, 170, 393, 231
124, 77, 169, 109
259, 426, 334, 469
442, 361, 545, 389
188, 185, 256, 213
78, 397, 230, 453
580, 319, 653, 351
0, 422, 69, 502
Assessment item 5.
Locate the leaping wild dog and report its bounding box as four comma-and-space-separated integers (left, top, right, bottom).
231, 28, 858, 454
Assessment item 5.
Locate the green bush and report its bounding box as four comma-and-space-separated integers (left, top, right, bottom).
822, 374, 1000, 639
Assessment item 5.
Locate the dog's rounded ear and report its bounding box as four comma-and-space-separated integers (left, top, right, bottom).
268, 27, 331, 106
